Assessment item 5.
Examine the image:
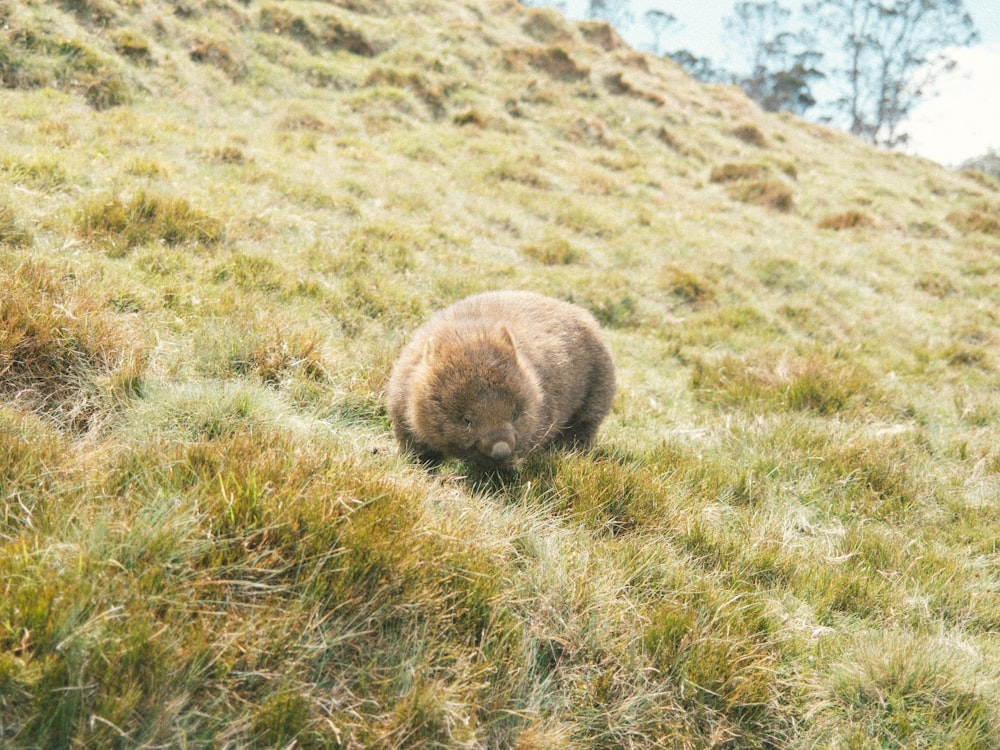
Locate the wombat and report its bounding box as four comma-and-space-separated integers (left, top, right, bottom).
386, 290, 615, 470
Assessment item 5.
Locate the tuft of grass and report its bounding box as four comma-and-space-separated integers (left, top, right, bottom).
578, 19, 626, 51
502, 45, 590, 82
709, 162, 793, 209
54, 38, 131, 109
811, 634, 1000, 747
522, 235, 583, 265
0, 406, 66, 538
0, 259, 146, 430
259, 4, 378, 56
0, 202, 32, 247
754, 257, 810, 291
603, 71, 665, 105
488, 158, 550, 189
74, 191, 224, 254
947, 207, 1000, 236
124, 157, 166, 177
522, 7, 574, 44
0, 15, 131, 107
659, 264, 716, 308
57, 0, 118, 26
212, 252, 286, 294
817, 208, 874, 230
644, 589, 781, 735
0, 154, 69, 189
189, 37, 247, 80
193, 319, 328, 385
692, 349, 882, 416
452, 107, 487, 127
726, 179, 794, 211
571, 288, 640, 329
276, 110, 333, 132
363, 65, 446, 117
112, 29, 153, 66
915, 271, 956, 297
709, 161, 769, 183
202, 144, 247, 164
731, 122, 767, 146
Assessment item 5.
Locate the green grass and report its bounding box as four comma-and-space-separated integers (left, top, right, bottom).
2, 0, 1000, 746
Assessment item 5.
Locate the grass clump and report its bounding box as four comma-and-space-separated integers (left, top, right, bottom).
727, 179, 794, 211
574, 289, 640, 329
54, 38, 131, 109
202, 144, 247, 164
522, 235, 582, 265
212, 252, 286, 294
189, 37, 246, 81
502, 45, 590, 82
57, 0, 118, 26
692, 349, 881, 416
74, 191, 224, 254
488, 158, 550, 189
112, 29, 153, 66
731, 122, 767, 146
0, 154, 69, 189
194, 319, 328, 385
809, 634, 1000, 747
0, 202, 32, 247
0, 407, 66, 538
947, 207, 1000, 236
259, 4, 378, 56
915, 271, 956, 297
0, 17, 129, 107
709, 163, 793, 209
659, 264, 716, 308
818, 208, 875, 230
644, 589, 782, 737
709, 162, 769, 183
522, 7, 574, 44
0, 259, 146, 430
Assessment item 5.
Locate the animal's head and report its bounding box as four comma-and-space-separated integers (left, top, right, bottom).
410, 326, 542, 469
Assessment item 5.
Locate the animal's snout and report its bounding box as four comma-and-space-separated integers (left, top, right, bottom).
490, 441, 512, 462
476, 428, 516, 466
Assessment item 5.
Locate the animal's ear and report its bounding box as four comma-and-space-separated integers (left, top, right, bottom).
422, 337, 436, 363
499, 326, 517, 353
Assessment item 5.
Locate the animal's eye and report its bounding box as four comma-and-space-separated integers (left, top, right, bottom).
511, 407, 520, 420
462, 415, 474, 428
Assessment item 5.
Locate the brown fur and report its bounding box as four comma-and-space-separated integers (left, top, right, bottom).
386, 291, 616, 469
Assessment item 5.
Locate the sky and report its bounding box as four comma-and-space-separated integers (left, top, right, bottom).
552, 1, 1000, 166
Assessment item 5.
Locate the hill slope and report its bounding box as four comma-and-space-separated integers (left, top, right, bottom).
2, 0, 1000, 747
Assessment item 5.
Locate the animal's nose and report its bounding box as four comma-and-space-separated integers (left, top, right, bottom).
490, 441, 512, 462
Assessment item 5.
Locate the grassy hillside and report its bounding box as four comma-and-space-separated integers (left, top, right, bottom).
2, 0, 1000, 746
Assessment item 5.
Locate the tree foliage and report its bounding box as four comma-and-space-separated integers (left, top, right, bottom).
523, 0, 979, 149
587, 0, 633, 30
644, 9, 676, 56
804, 0, 979, 146
724, 2, 824, 115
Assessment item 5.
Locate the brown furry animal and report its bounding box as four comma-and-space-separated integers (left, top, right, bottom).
386, 290, 615, 469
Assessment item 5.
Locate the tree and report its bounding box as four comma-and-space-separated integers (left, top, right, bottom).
586, 0, 633, 32
960, 148, 1000, 181
805, 0, 979, 147
643, 9, 677, 56
724, 2, 824, 115
669, 50, 729, 83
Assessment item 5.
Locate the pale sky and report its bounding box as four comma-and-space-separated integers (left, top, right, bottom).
553, 1, 1000, 165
